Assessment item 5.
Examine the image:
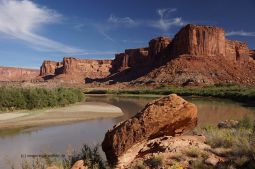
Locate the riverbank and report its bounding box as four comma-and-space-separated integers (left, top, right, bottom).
0, 102, 123, 132
84, 84, 255, 105
0, 87, 85, 111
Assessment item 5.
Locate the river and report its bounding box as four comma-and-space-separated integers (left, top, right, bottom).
0, 95, 254, 168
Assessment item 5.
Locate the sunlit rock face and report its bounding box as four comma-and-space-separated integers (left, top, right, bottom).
102, 94, 198, 165
170, 24, 226, 57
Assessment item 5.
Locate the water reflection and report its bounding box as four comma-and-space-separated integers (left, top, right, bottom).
0, 95, 254, 168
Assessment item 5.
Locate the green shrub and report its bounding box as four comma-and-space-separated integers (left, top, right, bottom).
64, 144, 106, 169
185, 147, 201, 158
132, 160, 146, 169
145, 155, 163, 168
0, 87, 85, 111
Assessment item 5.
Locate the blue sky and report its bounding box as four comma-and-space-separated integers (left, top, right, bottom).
0, 0, 254, 68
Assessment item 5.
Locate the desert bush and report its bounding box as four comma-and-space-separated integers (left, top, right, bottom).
198, 116, 255, 168
145, 155, 163, 168
0, 87, 84, 111
132, 160, 146, 169
64, 144, 106, 169
185, 147, 201, 158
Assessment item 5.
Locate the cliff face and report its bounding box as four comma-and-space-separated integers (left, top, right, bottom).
170, 24, 226, 57
225, 40, 251, 62
0, 67, 39, 82
111, 48, 149, 72
40, 57, 113, 82
249, 50, 255, 60
63, 57, 112, 78
39, 24, 255, 85
40, 61, 63, 76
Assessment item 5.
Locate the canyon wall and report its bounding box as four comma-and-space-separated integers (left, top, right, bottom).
0, 67, 39, 82
225, 40, 251, 62
39, 24, 255, 85
170, 24, 226, 57
40, 57, 113, 81
40, 61, 63, 76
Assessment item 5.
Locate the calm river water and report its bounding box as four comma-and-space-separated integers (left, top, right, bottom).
0, 95, 254, 168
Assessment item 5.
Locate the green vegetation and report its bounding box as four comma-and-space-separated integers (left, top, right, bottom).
145, 155, 163, 169
0, 87, 84, 111
85, 84, 255, 103
197, 116, 255, 168
64, 144, 106, 169
131, 160, 146, 169
185, 147, 201, 158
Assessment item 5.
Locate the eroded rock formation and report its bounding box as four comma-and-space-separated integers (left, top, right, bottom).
40, 61, 63, 76
40, 57, 112, 82
170, 24, 226, 57
0, 67, 39, 82
39, 24, 255, 85
102, 94, 197, 165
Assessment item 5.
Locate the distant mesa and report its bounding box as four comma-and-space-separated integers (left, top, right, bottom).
1, 24, 255, 85
0, 67, 39, 82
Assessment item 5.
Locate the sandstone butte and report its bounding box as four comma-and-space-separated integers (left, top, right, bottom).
1, 24, 255, 85
101, 94, 198, 166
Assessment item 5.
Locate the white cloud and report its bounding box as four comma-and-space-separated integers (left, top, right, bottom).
0, 0, 84, 54
152, 8, 185, 31
104, 8, 185, 35
107, 14, 136, 26
226, 31, 255, 37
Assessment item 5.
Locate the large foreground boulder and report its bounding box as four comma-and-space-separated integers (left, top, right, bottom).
102, 94, 198, 165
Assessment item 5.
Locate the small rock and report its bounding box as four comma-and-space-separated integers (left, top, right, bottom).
46, 165, 60, 169
217, 120, 239, 128
71, 160, 88, 169
205, 156, 219, 166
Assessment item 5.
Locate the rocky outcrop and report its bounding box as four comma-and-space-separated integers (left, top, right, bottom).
0, 67, 39, 82
148, 37, 172, 64
40, 57, 112, 81
62, 57, 112, 77
170, 24, 226, 57
40, 61, 63, 76
102, 94, 197, 165
120, 135, 223, 169
111, 48, 150, 72
225, 40, 251, 61
250, 50, 255, 60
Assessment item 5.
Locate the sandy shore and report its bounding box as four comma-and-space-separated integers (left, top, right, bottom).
0, 102, 123, 130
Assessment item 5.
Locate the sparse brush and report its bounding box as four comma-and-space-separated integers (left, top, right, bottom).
168, 162, 183, 169
145, 155, 163, 169
185, 147, 201, 158
132, 160, 146, 169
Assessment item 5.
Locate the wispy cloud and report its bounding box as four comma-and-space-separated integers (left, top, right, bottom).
107, 14, 136, 26
151, 8, 185, 31
74, 8, 186, 42
0, 0, 84, 54
226, 31, 255, 37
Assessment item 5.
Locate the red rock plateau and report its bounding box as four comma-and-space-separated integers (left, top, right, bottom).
0, 67, 39, 82
1, 24, 253, 85
38, 24, 255, 86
